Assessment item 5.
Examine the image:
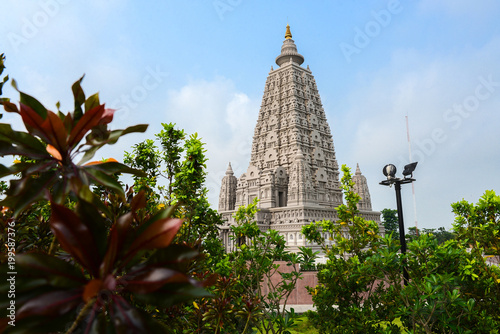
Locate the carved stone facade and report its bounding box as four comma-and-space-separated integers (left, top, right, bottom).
218, 25, 381, 253
353, 163, 373, 211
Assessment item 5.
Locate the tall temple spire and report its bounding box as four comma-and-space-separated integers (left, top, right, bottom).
225, 162, 234, 175
218, 162, 237, 211
275, 24, 304, 66
353, 163, 373, 211
356, 163, 362, 175
218, 26, 381, 253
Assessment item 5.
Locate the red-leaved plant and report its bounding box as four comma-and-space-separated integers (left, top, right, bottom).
0, 77, 212, 333
0, 76, 147, 215
1, 192, 210, 333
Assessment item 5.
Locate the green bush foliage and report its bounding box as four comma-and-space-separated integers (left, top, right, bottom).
303, 165, 500, 333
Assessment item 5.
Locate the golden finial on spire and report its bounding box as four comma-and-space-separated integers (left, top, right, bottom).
285, 24, 292, 39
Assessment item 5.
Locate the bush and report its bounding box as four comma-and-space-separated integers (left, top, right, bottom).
302, 165, 500, 333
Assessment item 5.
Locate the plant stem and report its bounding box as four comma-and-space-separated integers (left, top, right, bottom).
48, 235, 57, 255
242, 314, 251, 334
65, 298, 95, 334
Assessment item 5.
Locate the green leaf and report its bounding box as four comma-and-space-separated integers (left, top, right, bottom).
68, 176, 95, 204
78, 124, 148, 165
82, 167, 125, 197
83, 161, 146, 177
18, 91, 48, 119
0, 123, 46, 152
72, 75, 85, 121
85, 92, 100, 113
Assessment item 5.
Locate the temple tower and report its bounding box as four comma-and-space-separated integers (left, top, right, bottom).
218, 163, 238, 211
218, 25, 380, 253
353, 163, 372, 211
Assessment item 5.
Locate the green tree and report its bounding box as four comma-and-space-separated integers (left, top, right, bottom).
197, 198, 311, 334
381, 208, 398, 240
302, 165, 401, 333
417, 226, 455, 244
452, 189, 500, 256
124, 123, 223, 253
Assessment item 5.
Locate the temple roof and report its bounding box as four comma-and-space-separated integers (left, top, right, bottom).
225, 162, 234, 176
275, 24, 304, 67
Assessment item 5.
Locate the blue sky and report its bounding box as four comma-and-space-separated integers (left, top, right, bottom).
2, 0, 500, 231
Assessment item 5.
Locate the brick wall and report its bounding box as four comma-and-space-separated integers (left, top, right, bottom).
261, 261, 318, 305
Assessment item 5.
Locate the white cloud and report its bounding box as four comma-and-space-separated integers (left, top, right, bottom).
163, 77, 259, 207
340, 37, 500, 230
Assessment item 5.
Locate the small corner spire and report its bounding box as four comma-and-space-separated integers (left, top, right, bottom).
226, 162, 234, 175
285, 23, 292, 39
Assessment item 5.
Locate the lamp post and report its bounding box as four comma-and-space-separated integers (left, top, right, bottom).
380, 162, 417, 286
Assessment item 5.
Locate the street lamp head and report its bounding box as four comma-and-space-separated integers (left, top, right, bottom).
382, 164, 397, 180
402, 162, 418, 178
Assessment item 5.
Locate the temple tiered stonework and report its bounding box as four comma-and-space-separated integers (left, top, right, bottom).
218, 25, 381, 252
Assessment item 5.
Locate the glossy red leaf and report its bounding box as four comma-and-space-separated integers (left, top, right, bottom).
100, 108, 115, 125
2, 100, 19, 113
16, 289, 82, 320
110, 296, 148, 333
68, 104, 105, 148
16, 253, 86, 287
19, 103, 49, 141
147, 244, 199, 272
75, 199, 109, 261
125, 268, 188, 294
100, 213, 133, 277
131, 190, 147, 212
50, 203, 101, 277
127, 218, 183, 257
40, 110, 68, 152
